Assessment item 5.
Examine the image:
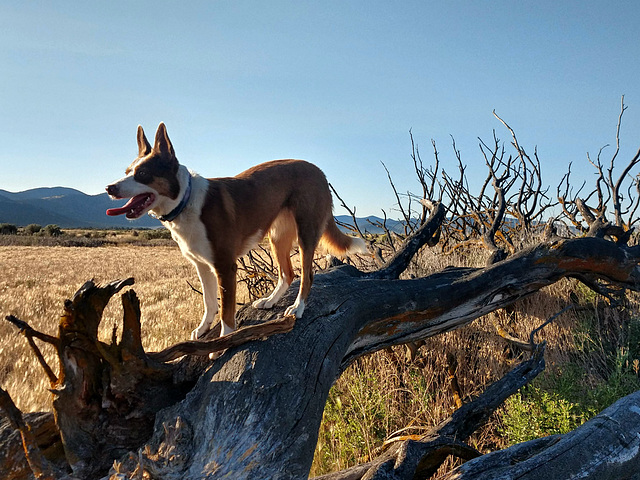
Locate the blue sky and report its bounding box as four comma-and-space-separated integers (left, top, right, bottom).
1, 1, 639, 217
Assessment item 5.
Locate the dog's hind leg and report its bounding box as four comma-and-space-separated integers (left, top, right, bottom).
253, 211, 296, 310
283, 211, 324, 318
191, 261, 219, 340
283, 239, 315, 318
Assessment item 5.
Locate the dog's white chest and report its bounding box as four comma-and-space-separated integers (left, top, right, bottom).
164, 176, 214, 265
172, 226, 211, 263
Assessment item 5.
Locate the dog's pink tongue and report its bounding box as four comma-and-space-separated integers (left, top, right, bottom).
106, 193, 153, 217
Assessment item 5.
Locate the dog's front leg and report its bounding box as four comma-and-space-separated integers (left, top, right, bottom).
191, 261, 219, 340
215, 260, 238, 337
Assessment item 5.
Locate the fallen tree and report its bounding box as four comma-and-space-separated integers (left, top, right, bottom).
4, 210, 640, 479
3, 102, 640, 479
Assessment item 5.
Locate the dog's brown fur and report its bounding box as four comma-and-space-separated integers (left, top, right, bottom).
198, 159, 341, 331
108, 124, 366, 337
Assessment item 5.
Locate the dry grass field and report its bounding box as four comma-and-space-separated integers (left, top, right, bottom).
1, 237, 639, 477
0, 244, 203, 412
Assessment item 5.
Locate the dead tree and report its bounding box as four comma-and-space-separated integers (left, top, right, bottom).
3, 105, 640, 479
558, 96, 640, 243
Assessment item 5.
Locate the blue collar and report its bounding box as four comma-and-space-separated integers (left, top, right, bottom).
157, 174, 192, 222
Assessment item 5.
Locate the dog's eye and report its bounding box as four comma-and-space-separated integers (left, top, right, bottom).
134, 170, 152, 184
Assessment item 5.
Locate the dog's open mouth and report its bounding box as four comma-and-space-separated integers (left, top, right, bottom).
106, 193, 156, 219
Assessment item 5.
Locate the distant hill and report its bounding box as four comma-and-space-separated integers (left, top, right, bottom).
0, 187, 409, 232
2, 187, 86, 201
0, 188, 161, 228
334, 215, 410, 234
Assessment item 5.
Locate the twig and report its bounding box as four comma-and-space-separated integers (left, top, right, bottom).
529, 305, 574, 347
329, 182, 367, 240
148, 315, 297, 363
186, 280, 203, 296
5, 315, 58, 385
381, 161, 413, 228
5, 315, 59, 346
496, 325, 534, 352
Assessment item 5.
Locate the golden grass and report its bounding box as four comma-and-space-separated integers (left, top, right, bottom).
0, 245, 203, 412
0, 240, 329, 413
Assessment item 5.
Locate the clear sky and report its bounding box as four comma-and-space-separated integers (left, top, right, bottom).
1, 1, 639, 217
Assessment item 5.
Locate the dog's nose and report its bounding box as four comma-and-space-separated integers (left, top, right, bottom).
106, 184, 118, 196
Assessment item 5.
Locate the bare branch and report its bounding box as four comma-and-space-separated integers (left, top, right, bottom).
5, 315, 58, 385
381, 161, 413, 228
148, 315, 296, 363
368, 202, 446, 280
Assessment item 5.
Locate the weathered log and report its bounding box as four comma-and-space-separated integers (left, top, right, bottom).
107, 235, 640, 479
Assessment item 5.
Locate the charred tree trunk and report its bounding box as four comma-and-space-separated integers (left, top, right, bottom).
2, 278, 296, 479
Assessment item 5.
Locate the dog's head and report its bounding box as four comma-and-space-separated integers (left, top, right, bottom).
106, 123, 181, 219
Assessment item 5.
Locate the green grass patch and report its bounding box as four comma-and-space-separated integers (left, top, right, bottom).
500, 350, 640, 445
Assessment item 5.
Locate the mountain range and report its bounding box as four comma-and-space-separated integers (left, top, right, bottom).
0, 187, 406, 233
0, 187, 161, 229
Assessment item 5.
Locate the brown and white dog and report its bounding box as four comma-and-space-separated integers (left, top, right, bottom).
106, 123, 367, 339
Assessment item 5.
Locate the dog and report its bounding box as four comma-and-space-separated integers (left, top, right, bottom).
106, 123, 367, 339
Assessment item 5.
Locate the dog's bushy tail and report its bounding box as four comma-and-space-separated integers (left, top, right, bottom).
320, 218, 368, 255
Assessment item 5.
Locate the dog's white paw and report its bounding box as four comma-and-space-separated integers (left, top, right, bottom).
190, 326, 208, 341
252, 279, 290, 310
220, 321, 235, 337
252, 297, 275, 309
284, 299, 305, 318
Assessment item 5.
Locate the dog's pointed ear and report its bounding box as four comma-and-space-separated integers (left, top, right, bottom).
153, 122, 175, 157
137, 125, 152, 157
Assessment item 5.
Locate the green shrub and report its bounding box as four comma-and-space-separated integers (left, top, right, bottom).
0, 223, 18, 235
500, 350, 640, 446
315, 366, 388, 472
500, 388, 587, 444
25, 224, 42, 235
311, 352, 439, 475
141, 228, 172, 240
43, 224, 63, 237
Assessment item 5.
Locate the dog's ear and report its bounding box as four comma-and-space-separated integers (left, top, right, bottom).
153, 122, 175, 158
137, 125, 152, 157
